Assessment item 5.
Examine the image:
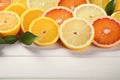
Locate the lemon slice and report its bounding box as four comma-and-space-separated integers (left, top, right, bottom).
111, 11, 120, 22
89, 0, 110, 9
60, 18, 94, 50
29, 17, 59, 46
27, 0, 59, 11
74, 4, 107, 23
0, 11, 20, 37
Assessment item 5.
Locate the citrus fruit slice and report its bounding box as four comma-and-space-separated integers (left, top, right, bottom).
27, 0, 59, 11
43, 7, 73, 25
29, 17, 59, 46
0, 0, 11, 10
74, 4, 107, 23
93, 17, 120, 48
21, 8, 44, 32
58, 0, 89, 10
89, 0, 110, 9
12, 0, 28, 8
60, 18, 94, 50
111, 11, 120, 22
0, 11, 20, 37
5, 3, 27, 16
115, 0, 120, 11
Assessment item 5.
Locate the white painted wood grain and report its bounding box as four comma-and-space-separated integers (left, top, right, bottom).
0, 57, 120, 79
0, 41, 120, 57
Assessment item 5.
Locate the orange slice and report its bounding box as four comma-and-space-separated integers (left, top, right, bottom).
12, 0, 28, 8
43, 7, 73, 25
115, 0, 120, 11
58, 0, 89, 10
21, 8, 44, 32
29, 17, 59, 46
93, 17, 120, 48
5, 3, 27, 16
0, 0, 11, 10
60, 18, 94, 50
0, 11, 20, 37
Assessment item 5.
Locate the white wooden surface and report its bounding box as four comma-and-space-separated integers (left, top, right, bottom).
0, 41, 120, 80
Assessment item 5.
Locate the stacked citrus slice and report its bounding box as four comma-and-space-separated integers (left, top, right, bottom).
74, 4, 107, 23
27, 0, 59, 11
29, 17, 59, 46
0, 11, 20, 37
60, 18, 94, 49
93, 17, 120, 48
58, 0, 89, 10
43, 7, 73, 25
21, 8, 44, 32
111, 11, 120, 22
5, 3, 27, 16
0, 0, 11, 10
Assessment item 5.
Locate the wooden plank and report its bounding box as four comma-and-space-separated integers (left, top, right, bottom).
0, 57, 120, 79
0, 42, 120, 57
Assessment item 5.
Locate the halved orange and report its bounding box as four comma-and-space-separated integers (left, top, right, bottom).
43, 7, 73, 25
0, 11, 20, 37
0, 0, 11, 10
12, 0, 28, 8
29, 17, 59, 46
5, 3, 27, 16
58, 0, 89, 10
93, 17, 120, 48
21, 8, 44, 32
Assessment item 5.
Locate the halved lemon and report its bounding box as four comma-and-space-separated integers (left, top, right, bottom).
89, 0, 110, 9
74, 4, 107, 23
0, 11, 20, 37
5, 3, 27, 16
21, 8, 44, 32
60, 18, 94, 50
111, 11, 120, 22
29, 17, 59, 46
27, 0, 59, 11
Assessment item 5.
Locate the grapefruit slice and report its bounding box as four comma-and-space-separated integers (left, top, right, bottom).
93, 17, 120, 48
43, 7, 73, 25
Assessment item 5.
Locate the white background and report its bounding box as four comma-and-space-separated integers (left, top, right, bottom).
0, 41, 120, 80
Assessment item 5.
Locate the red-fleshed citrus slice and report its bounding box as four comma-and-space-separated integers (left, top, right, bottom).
43, 7, 73, 25
93, 17, 120, 48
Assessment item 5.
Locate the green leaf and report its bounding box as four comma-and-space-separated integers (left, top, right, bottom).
0, 38, 6, 44
20, 31, 38, 45
105, 0, 116, 15
4, 35, 18, 44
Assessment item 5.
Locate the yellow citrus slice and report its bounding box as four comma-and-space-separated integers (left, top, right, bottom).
74, 4, 107, 23
11, 0, 28, 8
93, 17, 120, 48
21, 8, 44, 32
115, 0, 120, 11
60, 18, 94, 50
5, 3, 27, 16
27, 0, 59, 11
89, 0, 110, 9
43, 7, 73, 25
0, 11, 20, 37
29, 17, 59, 46
111, 11, 120, 22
